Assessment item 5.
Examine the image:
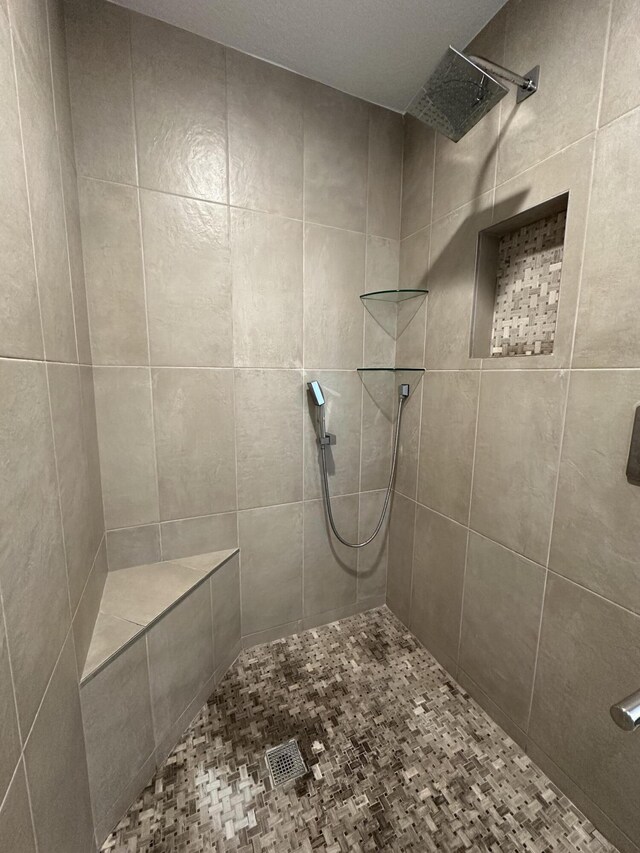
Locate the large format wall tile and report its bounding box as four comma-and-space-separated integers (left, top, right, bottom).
304, 224, 365, 369
460, 533, 545, 729
0, 3, 42, 360
410, 505, 466, 671
573, 110, 640, 368
367, 106, 403, 240
303, 496, 358, 617
78, 179, 148, 366
73, 538, 107, 675
227, 50, 304, 219
600, 0, 640, 126
141, 190, 232, 367
238, 503, 303, 635
25, 636, 94, 853
394, 383, 422, 500
360, 374, 394, 492
529, 574, 640, 843
147, 581, 214, 743
107, 524, 161, 571
363, 236, 399, 368
386, 492, 416, 626
304, 81, 368, 232
0, 764, 37, 853
153, 368, 236, 520
470, 370, 567, 565
131, 14, 227, 202
356, 490, 389, 601
64, 0, 136, 183
550, 371, 640, 614
497, 0, 609, 184
304, 370, 362, 500
418, 371, 479, 524
160, 512, 238, 561
231, 210, 303, 368
401, 117, 434, 239
0, 609, 20, 807
94, 367, 159, 529
210, 553, 241, 671
0, 359, 70, 733
47, 363, 100, 611
235, 369, 302, 509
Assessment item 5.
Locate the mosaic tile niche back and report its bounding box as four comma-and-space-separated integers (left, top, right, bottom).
490, 210, 567, 357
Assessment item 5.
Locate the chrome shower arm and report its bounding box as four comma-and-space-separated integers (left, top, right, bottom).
467, 54, 538, 98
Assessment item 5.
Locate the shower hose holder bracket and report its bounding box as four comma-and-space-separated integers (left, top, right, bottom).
319, 433, 336, 446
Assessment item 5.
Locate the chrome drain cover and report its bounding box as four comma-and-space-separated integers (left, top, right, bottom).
265, 740, 307, 786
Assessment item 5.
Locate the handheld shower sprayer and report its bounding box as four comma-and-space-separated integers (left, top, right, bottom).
306, 380, 409, 548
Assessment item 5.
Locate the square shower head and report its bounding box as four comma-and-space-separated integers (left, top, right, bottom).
407, 46, 508, 142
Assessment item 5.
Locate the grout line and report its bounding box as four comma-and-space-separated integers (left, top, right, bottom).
524, 567, 548, 733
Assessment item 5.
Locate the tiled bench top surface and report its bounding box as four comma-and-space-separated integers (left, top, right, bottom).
82, 549, 238, 684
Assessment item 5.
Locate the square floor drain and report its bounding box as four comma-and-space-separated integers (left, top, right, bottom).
265, 740, 307, 786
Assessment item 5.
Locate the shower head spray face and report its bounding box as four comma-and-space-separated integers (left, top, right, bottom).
407, 46, 508, 142
307, 380, 325, 407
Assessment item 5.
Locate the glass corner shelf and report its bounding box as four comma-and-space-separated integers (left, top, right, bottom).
360, 289, 428, 303
357, 367, 425, 373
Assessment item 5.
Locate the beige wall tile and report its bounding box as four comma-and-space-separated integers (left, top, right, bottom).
0, 4, 42, 360
235, 369, 302, 509
497, 0, 609, 184
304, 370, 361, 500
411, 506, 467, 671
227, 49, 304, 218
397, 227, 430, 368
394, 383, 422, 500
107, 524, 161, 571
303, 496, 358, 617
94, 367, 159, 529
574, 111, 640, 368
0, 610, 20, 806
64, 0, 136, 183
360, 375, 394, 492
238, 503, 303, 635
47, 363, 100, 610
0, 359, 70, 733
460, 533, 545, 729
488, 136, 594, 371
401, 117, 434, 239
529, 574, 640, 843
210, 553, 241, 669
79, 365, 105, 544
304, 224, 365, 369
363, 237, 398, 369
73, 537, 107, 675
600, 0, 640, 126
25, 635, 94, 852
12, 36, 77, 363
550, 371, 640, 614
78, 178, 148, 366
357, 490, 389, 600
386, 492, 416, 626
153, 368, 236, 520
81, 635, 155, 834
160, 512, 238, 562
418, 371, 479, 524
425, 195, 490, 370
141, 190, 232, 367
304, 81, 368, 231
368, 106, 403, 239
470, 370, 567, 565
147, 582, 214, 742
131, 13, 227, 202
231, 210, 303, 368
0, 763, 37, 853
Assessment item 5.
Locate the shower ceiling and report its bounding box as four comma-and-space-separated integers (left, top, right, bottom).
108, 0, 508, 111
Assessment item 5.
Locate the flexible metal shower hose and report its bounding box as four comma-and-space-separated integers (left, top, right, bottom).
319, 392, 405, 548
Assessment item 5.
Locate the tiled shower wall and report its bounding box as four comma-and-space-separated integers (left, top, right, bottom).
64, 0, 403, 645
0, 0, 105, 847
388, 1, 640, 850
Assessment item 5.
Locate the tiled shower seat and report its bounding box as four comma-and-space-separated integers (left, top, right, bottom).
79, 549, 241, 844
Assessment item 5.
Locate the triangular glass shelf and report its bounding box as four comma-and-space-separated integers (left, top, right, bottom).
360, 289, 428, 303
357, 367, 425, 373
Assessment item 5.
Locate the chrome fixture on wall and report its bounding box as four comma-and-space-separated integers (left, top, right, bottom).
307, 381, 409, 548
406, 45, 539, 141
610, 689, 640, 731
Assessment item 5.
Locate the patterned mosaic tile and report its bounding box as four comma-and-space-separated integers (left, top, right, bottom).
491, 210, 567, 357
101, 608, 616, 853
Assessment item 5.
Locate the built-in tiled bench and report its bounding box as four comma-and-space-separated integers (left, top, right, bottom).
80, 549, 241, 844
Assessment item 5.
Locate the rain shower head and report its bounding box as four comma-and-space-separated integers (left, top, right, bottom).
406, 46, 539, 142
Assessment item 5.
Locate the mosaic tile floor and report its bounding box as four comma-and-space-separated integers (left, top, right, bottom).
101, 608, 616, 853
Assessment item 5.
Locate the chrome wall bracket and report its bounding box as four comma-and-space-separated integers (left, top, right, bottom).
610, 689, 640, 731
319, 433, 336, 446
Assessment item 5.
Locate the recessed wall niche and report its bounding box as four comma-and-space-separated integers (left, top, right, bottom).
470, 193, 569, 359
